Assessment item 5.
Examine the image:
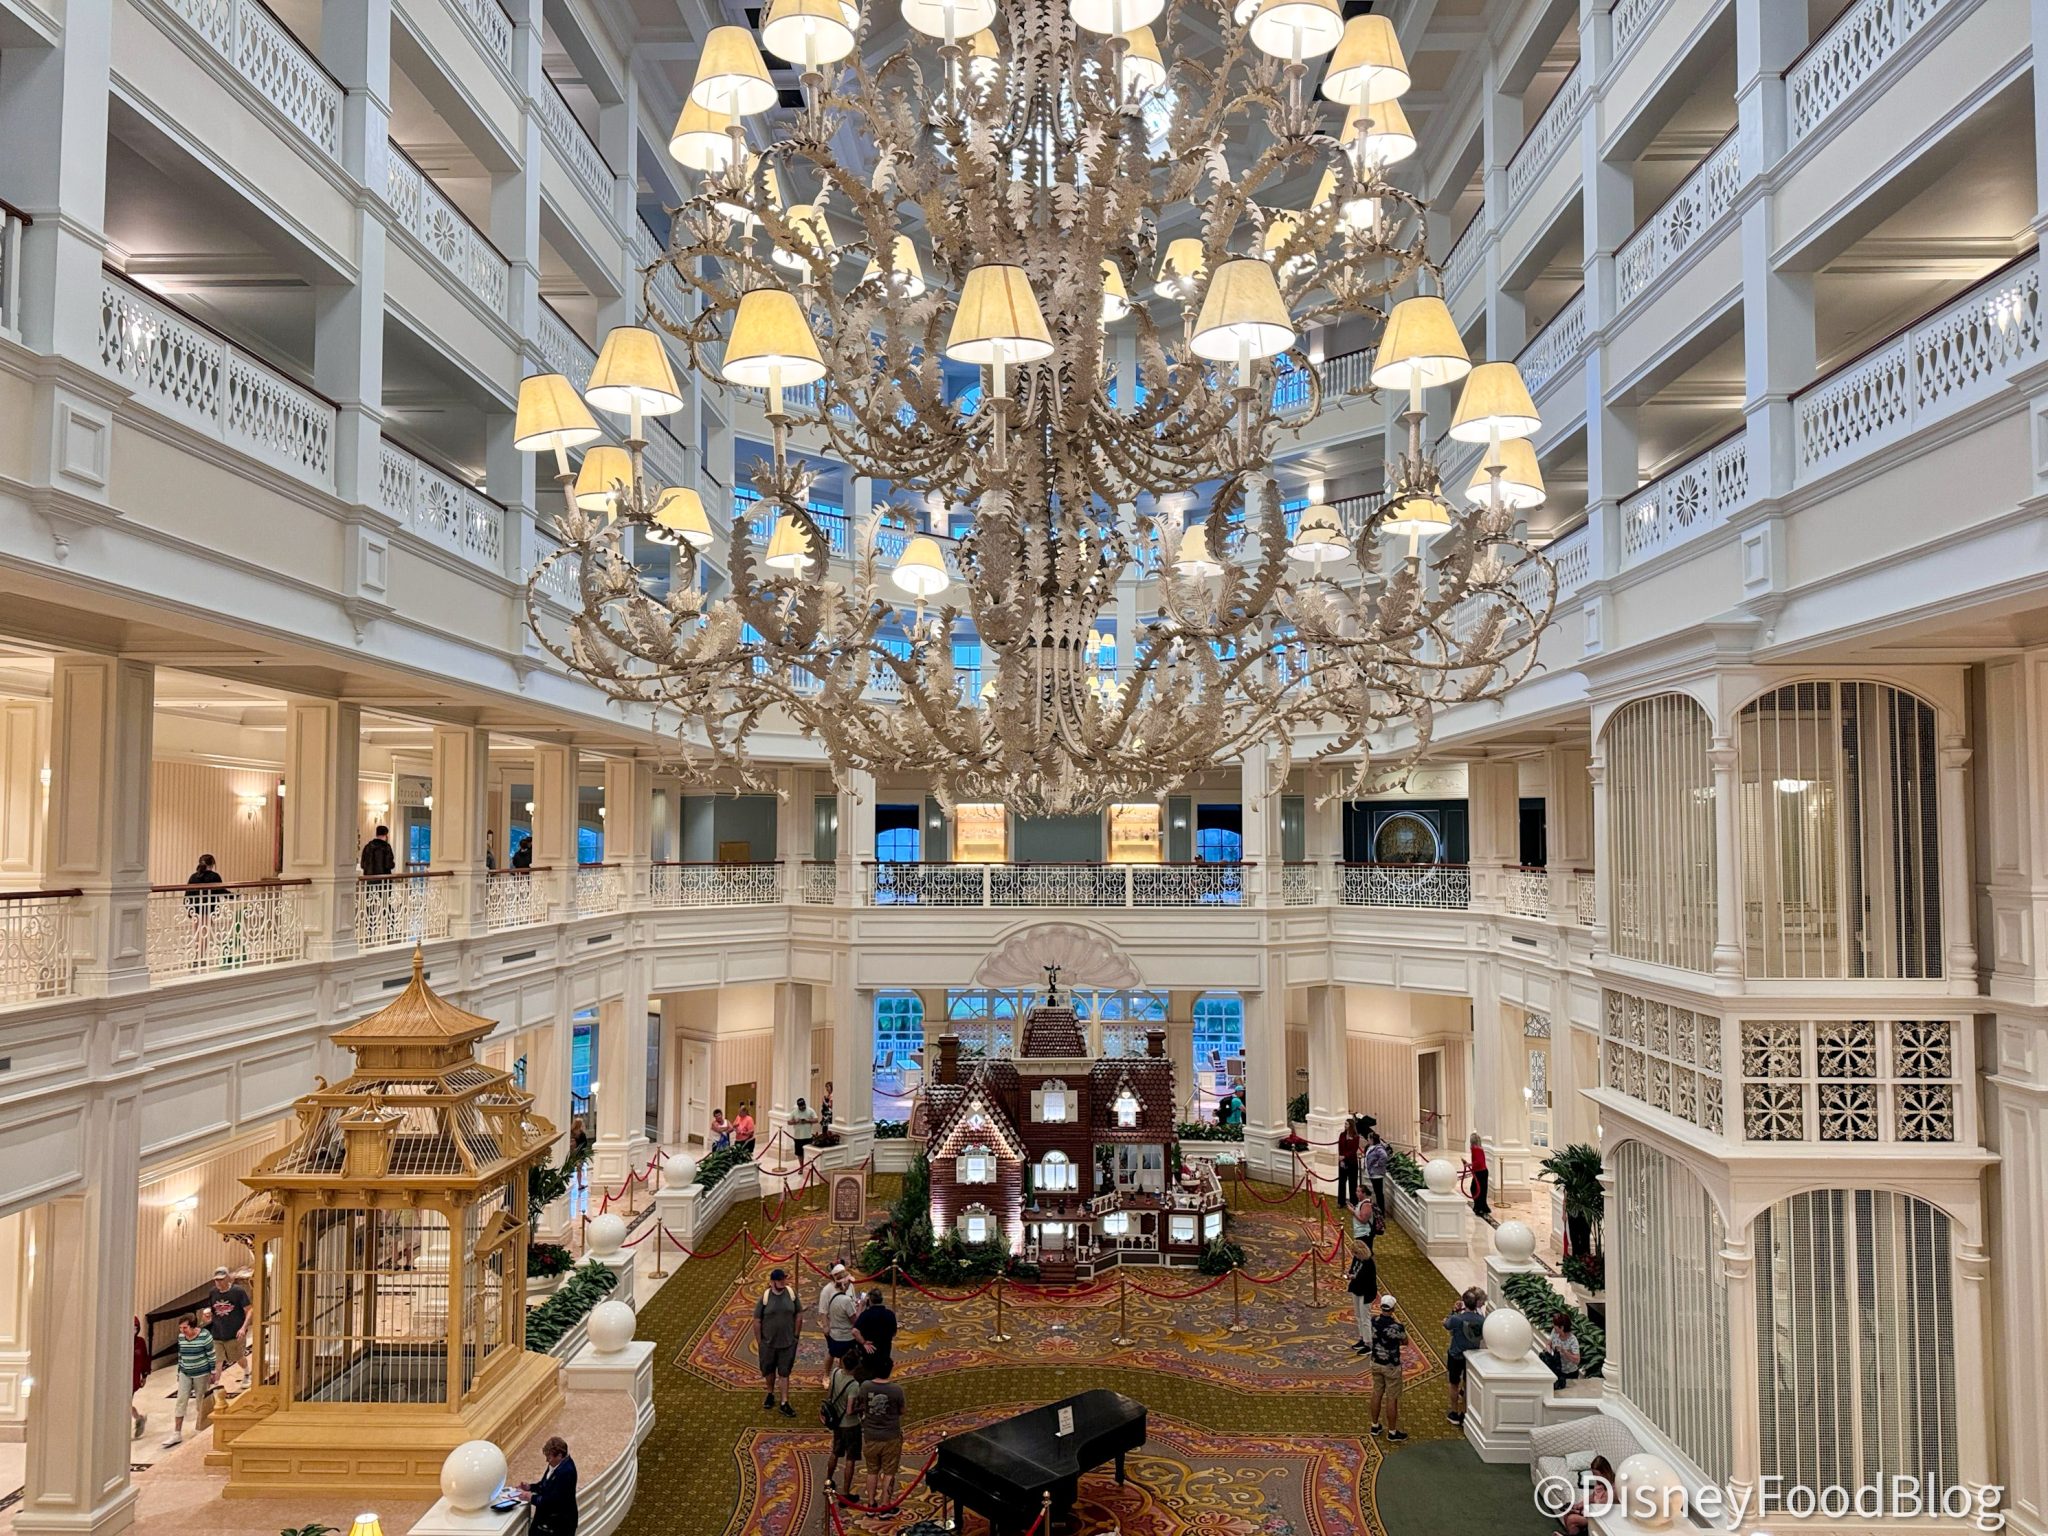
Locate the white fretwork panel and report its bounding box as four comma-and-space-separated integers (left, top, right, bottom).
1602, 988, 1723, 1135
1738, 1018, 1957, 1143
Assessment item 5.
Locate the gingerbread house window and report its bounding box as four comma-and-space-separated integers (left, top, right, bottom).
1101, 1210, 1129, 1237
1032, 1080, 1071, 1123
1113, 1086, 1140, 1127
957, 1144, 996, 1184
1038, 1150, 1078, 1192
959, 1203, 995, 1244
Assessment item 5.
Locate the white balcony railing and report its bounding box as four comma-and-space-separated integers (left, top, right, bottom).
486, 868, 547, 929
1616, 133, 1743, 310
355, 872, 452, 950
99, 271, 337, 492
1619, 433, 1750, 569
1441, 208, 1485, 300
1, 890, 77, 1004
160, 0, 342, 160
1612, 0, 1669, 56
651, 861, 782, 906
536, 301, 598, 397
574, 863, 625, 916
0, 201, 26, 341
1542, 524, 1594, 602
386, 143, 511, 320
865, 862, 1250, 908
1506, 63, 1585, 209
802, 861, 839, 905
1280, 863, 1320, 907
632, 221, 693, 332
378, 439, 506, 570
1502, 867, 1551, 919
538, 77, 614, 215
146, 881, 308, 979
446, 0, 514, 76
1337, 863, 1471, 910
1789, 0, 1958, 147
1574, 870, 1597, 927
1517, 288, 1588, 397
1795, 253, 2042, 485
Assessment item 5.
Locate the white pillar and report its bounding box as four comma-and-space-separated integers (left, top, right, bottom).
46, 656, 152, 995
0, 1211, 29, 1440
830, 967, 875, 1153
1466, 759, 1519, 913
593, 959, 652, 1182
602, 755, 655, 907
1708, 736, 1744, 979
767, 980, 814, 1171
530, 743, 580, 920
282, 697, 363, 959
1303, 985, 1347, 1182
1242, 985, 1287, 1179
430, 725, 489, 937
0, 700, 51, 889
1718, 1234, 1761, 1512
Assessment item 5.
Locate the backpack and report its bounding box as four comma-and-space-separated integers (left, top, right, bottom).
821, 1373, 855, 1430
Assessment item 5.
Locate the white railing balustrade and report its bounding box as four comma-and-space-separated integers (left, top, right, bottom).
146, 881, 308, 979
1616, 134, 1742, 309
1547, 525, 1593, 600
536, 301, 598, 397
1442, 209, 1484, 300
632, 222, 693, 330
0, 891, 77, 1005
1518, 289, 1588, 397
356, 872, 453, 949
386, 143, 511, 319
802, 861, 839, 905
1506, 64, 1585, 209
1338, 863, 1472, 910
378, 439, 506, 570
865, 862, 1250, 907
1132, 863, 1247, 907
1796, 254, 2042, 483
1502, 868, 1552, 919
1612, 0, 1667, 55
1789, 0, 1955, 146
650, 862, 782, 907
161, 0, 342, 159
1280, 863, 1320, 906
1620, 434, 1750, 567
1321, 349, 1373, 397
538, 78, 614, 214
575, 863, 624, 916
0, 203, 26, 341
989, 863, 1126, 907
486, 868, 547, 929
98, 272, 336, 491
449, 0, 514, 74
1574, 871, 1597, 927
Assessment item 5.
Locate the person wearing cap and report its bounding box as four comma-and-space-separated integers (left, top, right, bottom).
819, 1263, 861, 1379
1367, 1294, 1408, 1441
754, 1267, 802, 1415
205, 1265, 251, 1381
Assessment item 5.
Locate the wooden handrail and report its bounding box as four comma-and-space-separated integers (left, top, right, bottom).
1338, 861, 1471, 870
0, 887, 81, 901
150, 878, 312, 893
862, 859, 1255, 868
490, 865, 553, 874
0, 197, 32, 227
357, 869, 454, 882
652, 859, 781, 866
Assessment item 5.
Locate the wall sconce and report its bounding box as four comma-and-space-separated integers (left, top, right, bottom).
38, 766, 51, 790
369, 801, 390, 819
349, 1514, 384, 1536
277, 782, 287, 800
597, 806, 607, 819
423, 794, 435, 810
172, 1194, 200, 1226
525, 800, 536, 815
237, 793, 268, 815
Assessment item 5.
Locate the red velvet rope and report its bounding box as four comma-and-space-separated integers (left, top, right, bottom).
1234, 1170, 1307, 1205
897, 1271, 1002, 1302
1121, 1270, 1232, 1300
824, 1451, 944, 1527
1241, 1248, 1314, 1287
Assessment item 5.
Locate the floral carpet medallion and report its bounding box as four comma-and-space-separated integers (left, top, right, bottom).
681, 1205, 1437, 1393
730, 1405, 1374, 1536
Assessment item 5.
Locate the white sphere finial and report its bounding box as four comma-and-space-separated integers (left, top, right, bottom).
440, 1440, 509, 1514
587, 1298, 636, 1355
1481, 1306, 1534, 1360
1422, 1157, 1457, 1194
667, 1151, 698, 1186
587, 1211, 628, 1257
1493, 1219, 1537, 1263
1615, 1453, 1686, 1531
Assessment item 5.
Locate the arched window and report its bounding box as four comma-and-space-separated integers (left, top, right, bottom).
1737, 681, 1942, 979
1037, 1150, 1077, 1192
1754, 1189, 1957, 1490
1033, 1080, 1071, 1122
958, 1203, 995, 1244
956, 1143, 995, 1184
1605, 693, 1717, 972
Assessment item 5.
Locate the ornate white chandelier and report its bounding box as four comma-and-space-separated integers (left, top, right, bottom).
515, 0, 1555, 815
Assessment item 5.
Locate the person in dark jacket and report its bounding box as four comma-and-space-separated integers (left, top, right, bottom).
519, 1436, 578, 1536
183, 853, 227, 915
1335, 1118, 1361, 1207
360, 825, 397, 876
512, 837, 534, 870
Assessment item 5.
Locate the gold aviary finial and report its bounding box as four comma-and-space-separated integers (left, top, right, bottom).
411, 944, 426, 983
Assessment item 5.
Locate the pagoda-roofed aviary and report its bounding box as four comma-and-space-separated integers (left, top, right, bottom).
209, 949, 563, 1496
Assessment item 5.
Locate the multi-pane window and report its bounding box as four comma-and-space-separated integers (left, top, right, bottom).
1113, 1088, 1140, 1127
1033, 1080, 1070, 1122
1037, 1151, 1078, 1191
959, 1203, 995, 1243
956, 1144, 995, 1183
1192, 993, 1245, 1089
873, 992, 924, 1073
1606, 693, 1717, 972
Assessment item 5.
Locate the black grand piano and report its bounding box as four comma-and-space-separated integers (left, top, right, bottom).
928, 1389, 1147, 1534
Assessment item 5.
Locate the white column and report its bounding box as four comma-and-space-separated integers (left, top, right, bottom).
1544, 743, 1594, 923
1303, 985, 1347, 1183
529, 1012, 574, 1242
830, 966, 875, 1153
766, 981, 814, 1172
1708, 736, 1744, 979
1466, 759, 1519, 913
1938, 738, 1978, 981
592, 958, 652, 1183
1242, 985, 1287, 1179
282, 697, 363, 958
602, 755, 655, 908
1955, 1236, 1996, 1504
840, 769, 875, 901
0, 699, 50, 888
530, 743, 580, 920
0, 1211, 29, 1440
1718, 1234, 1761, 1512
16, 1095, 142, 1536
430, 725, 489, 937
1587, 748, 1611, 951
46, 656, 152, 995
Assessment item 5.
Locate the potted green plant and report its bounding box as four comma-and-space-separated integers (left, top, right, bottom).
1537, 1143, 1604, 1273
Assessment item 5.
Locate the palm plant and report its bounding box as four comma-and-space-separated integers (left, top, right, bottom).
1537, 1143, 1604, 1260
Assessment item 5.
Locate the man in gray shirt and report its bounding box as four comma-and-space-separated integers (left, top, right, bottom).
754, 1268, 802, 1416
819, 1263, 861, 1381
853, 1358, 906, 1507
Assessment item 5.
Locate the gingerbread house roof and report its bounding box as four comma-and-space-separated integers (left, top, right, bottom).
1020, 1001, 1087, 1057
1089, 1057, 1177, 1142
928, 1067, 1026, 1159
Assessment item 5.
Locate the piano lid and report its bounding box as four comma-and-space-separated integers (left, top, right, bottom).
934, 1389, 1146, 1485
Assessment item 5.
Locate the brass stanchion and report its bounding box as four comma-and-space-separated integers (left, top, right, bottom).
1111, 1268, 1132, 1347
1309, 1242, 1318, 1308
891, 1261, 900, 1314
649, 1220, 670, 1281
1228, 1266, 1247, 1332
989, 1273, 1012, 1344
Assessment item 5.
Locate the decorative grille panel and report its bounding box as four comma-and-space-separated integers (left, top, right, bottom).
1606, 694, 1717, 971
1601, 989, 1723, 1134
1738, 1019, 1957, 1143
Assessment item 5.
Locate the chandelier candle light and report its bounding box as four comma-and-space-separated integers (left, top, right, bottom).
518, 0, 1556, 814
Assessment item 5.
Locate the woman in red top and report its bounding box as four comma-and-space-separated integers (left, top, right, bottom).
1467, 1132, 1491, 1217
132, 1316, 150, 1438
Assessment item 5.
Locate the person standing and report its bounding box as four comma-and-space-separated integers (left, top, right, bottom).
360, 825, 396, 877
789, 1097, 819, 1163
1363, 1130, 1391, 1218
819, 1263, 860, 1377
1466, 1132, 1491, 1217
1224, 1088, 1245, 1127
132, 1316, 151, 1439
205, 1266, 250, 1380
855, 1287, 898, 1371
512, 837, 534, 870
820, 1081, 835, 1137
485, 829, 497, 872
1345, 1220, 1378, 1355
754, 1268, 802, 1415
163, 1314, 215, 1447
823, 1352, 863, 1496
1335, 1117, 1361, 1208
734, 1103, 757, 1151
710, 1108, 731, 1151
1442, 1287, 1488, 1426
852, 1358, 906, 1509
182, 853, 226, 912
519, 1436, 579, 1536
1367, 1294, 1408, 1441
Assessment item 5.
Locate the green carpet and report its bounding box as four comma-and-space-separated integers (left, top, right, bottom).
619, 1174, 1486, 1536
1370, 1440, 1555, 1536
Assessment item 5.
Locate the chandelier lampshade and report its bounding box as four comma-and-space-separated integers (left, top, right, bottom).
1382, 491, 1452, 541
1119, 25, 1167, 94
1466, 437, 1547, 509
863, 234, 927, 296
586, 327, 686, 418
1449, 361, 1542, 442
1288, 503, 1350, 565
1313, 168, 1376, 233
1101, 260, 1131, 322
1370, 295, 1471, 392
512, 373, 601, 452
1246, 0, 1344, 62
966, 28, 1001, 80
669, 99, 741, 172
648, 486, 715, 547
835, 0, 861, 26
901, 0, 998, 41
690, 26, 777, 115
722, 287, 827, 388
1343, 99, 1416, 166
1069, 0, 1163, 36
1174, 520, 1225, 576
1155, 237, 1207, 299
945, 264, 1054, 366
760, 0, 856, 67
573, 446, 634, 513
764, 516, 815, 572
1321, 14, 1408, 105
890, 534, 951, 597
1191, 257, 1296, 362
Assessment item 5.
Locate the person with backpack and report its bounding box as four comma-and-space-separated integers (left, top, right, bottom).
1443, 1287, 1488, 1425
852, 1357, 906, 1508
1362, 1129, 1391, 1217
821, 1353, 863, 1496
1346, 1221, 1379, 1354
1367, 1294, 1408, 1441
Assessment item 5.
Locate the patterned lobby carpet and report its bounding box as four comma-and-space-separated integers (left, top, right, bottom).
620, 1176, 1466, 1536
